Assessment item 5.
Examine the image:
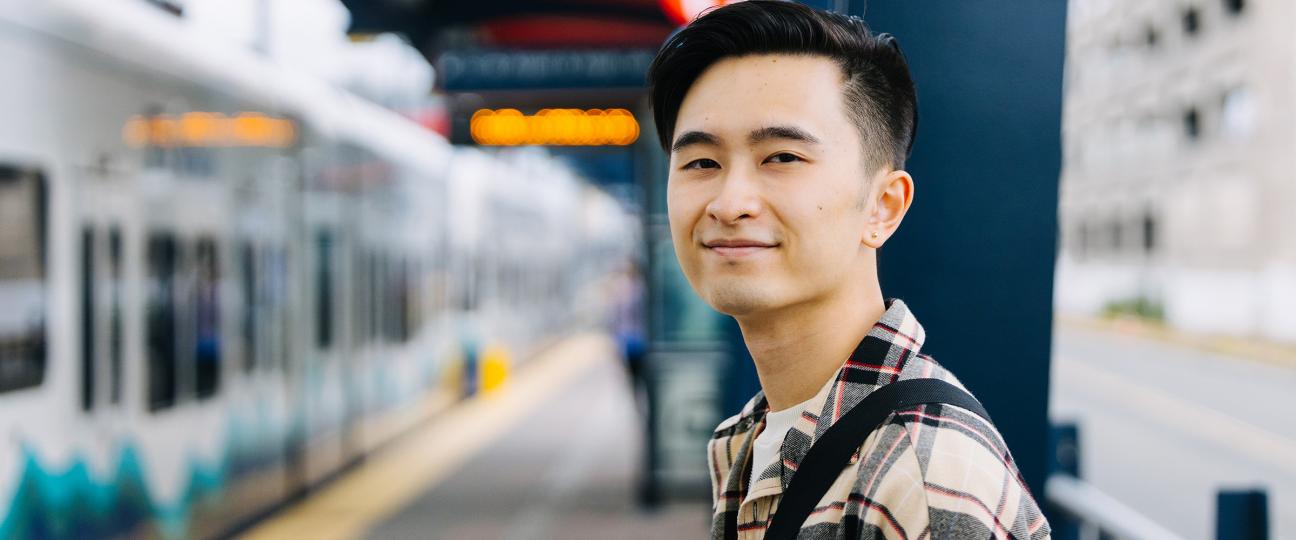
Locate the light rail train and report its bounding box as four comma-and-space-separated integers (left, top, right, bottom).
0, 1, 633, 537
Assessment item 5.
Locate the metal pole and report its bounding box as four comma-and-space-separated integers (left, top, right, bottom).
1216, 490, 1269, 540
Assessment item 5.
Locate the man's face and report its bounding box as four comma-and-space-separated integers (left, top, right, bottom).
667, 54, 877, 318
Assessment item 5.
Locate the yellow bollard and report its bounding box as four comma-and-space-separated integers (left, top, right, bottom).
480, 344, 511, 394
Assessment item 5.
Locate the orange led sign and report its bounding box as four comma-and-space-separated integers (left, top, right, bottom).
123, 112, 297, 148
470, 108, 639, 146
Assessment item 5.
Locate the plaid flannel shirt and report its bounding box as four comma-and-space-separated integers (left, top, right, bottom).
708, 299, 1051, 539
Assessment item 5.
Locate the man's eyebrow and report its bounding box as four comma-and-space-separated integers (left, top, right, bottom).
748, 125, 821, 146
671, 130, 721, 153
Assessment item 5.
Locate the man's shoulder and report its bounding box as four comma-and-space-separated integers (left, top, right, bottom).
894, 352, 965, 389
888, 353, 1012, 472
877, 356, 1051, 539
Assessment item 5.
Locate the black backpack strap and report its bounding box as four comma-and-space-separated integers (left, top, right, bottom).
755, 379, 992, 540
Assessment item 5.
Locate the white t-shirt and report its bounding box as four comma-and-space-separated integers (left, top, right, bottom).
749, 398, 812, 488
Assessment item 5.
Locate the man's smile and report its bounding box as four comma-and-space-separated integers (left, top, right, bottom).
702, 238, 779, 257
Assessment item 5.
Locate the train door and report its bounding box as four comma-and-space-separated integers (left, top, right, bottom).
74, 163, 132, 430
295, 144, 353, 485
227, 152, 296, 510
266, 142, 309, 499
337, 193, 362, 463
138, 166, 230, 412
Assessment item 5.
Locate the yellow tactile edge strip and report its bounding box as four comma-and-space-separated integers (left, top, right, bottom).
240, 333, 613, 540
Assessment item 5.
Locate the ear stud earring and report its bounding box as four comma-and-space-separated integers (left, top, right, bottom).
871, 231, 879, 239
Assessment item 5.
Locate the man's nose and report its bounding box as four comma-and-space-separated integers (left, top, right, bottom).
705, 169, 762, 224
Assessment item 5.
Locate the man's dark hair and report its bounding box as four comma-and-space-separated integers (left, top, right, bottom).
647, 0, 918, 172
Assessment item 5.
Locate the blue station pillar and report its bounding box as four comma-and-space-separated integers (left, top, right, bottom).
851, 0, 1069, 496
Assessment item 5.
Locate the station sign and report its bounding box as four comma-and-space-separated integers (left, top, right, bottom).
438, 50, 655, 91
470, 108, 639, 146
122, 112, 297, 148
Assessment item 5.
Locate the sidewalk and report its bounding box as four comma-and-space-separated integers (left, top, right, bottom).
1056, 314, 1296, 370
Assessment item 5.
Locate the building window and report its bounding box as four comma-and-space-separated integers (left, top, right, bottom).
1222, 86, 1256, 138
1145, 25, 1160, 47
1143, 211, 1157, 253
0, 166, 48, 394
1224, 0, 1245, 15
1183, 107, 1201, 140
1182, 7, 1201, 36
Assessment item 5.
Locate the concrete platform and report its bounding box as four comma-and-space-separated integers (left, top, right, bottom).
242, 333, 711, 540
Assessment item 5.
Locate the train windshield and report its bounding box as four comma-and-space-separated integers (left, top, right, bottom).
0, 166, 47, 393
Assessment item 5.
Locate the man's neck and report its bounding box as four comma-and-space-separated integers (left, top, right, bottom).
737, 279, 886, 412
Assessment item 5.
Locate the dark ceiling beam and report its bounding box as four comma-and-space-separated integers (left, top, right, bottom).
341, 0, 670, 35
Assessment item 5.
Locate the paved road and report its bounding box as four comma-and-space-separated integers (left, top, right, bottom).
364, 352, 712, 540
1050, 325, 1296, 540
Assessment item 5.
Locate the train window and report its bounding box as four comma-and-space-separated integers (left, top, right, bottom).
315, 230, 335, 350
408, 259, 423, 336
383, 255, 403, 342
146, 233, 178, 410
81, 227, 96, 410
370, 252, 383, 343
377, 253, 387, 343
263, 246, 284, 370
351, 247, 369, 348
194, 238, 220, 398
108, 227, 123, 404
239, 242, 256, 372
401, 258, 414, 342
271, 246, 290, 371
0, 167, 47, 394
394, 258, 407, 342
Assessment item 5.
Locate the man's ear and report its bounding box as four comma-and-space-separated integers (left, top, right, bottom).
863, 169, 914, 249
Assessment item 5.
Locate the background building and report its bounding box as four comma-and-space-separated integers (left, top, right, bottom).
1056, 0, 1296, 342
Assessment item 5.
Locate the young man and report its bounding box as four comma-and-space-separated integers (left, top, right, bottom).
647, 2, 1051, 538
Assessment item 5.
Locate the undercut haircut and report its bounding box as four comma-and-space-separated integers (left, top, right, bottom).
647, 0, 918, 172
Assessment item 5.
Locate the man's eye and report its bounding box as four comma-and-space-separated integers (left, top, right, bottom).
764, 152, 803, 164
683, 158, 720, 170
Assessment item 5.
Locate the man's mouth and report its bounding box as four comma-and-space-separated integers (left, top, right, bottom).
703, 238, 778, 257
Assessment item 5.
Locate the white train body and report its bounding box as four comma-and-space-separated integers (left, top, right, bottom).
0, 0, 631, 537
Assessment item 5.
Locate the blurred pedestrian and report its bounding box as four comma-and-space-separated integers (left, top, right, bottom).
610, 262, 647, 409
647, 2, 1050, 538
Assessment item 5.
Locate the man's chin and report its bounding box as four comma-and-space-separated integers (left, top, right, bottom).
703, 285, 780, 318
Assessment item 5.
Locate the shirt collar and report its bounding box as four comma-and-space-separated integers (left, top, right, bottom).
730, 298, 928, 503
